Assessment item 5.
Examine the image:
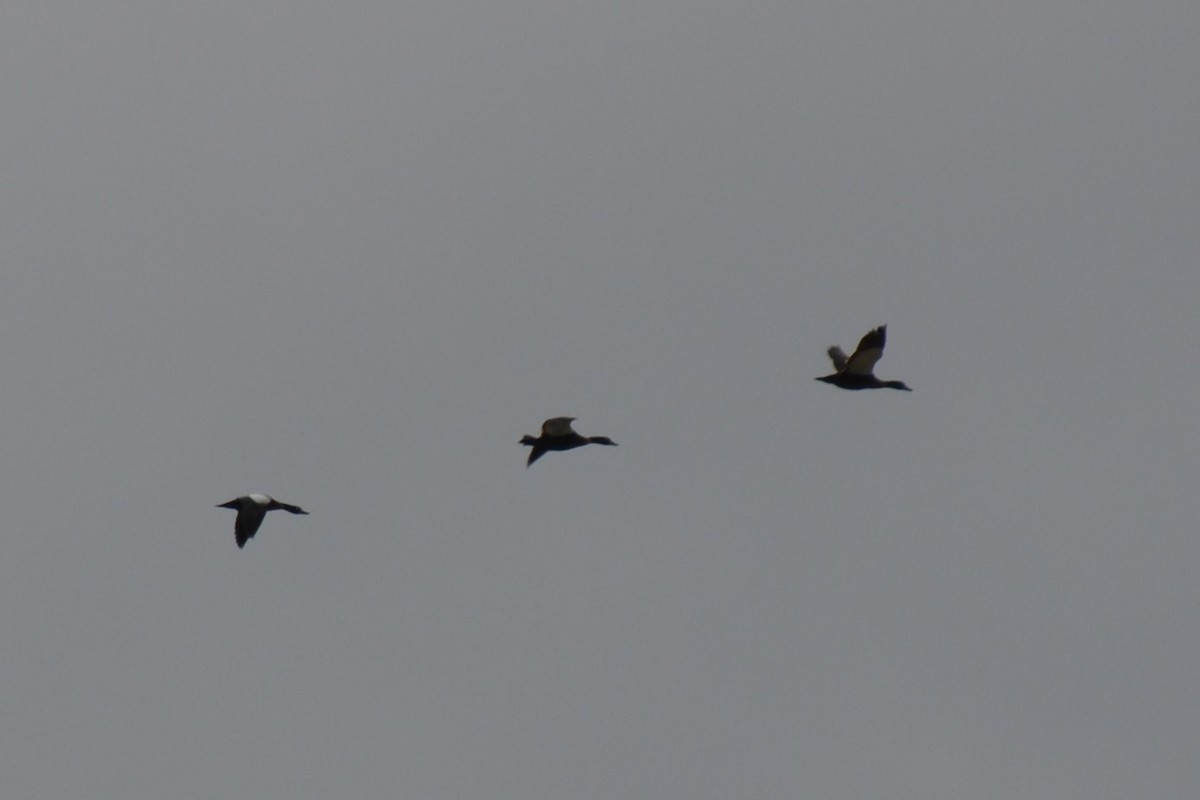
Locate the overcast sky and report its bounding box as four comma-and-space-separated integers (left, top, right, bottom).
1, 2, 1197, 798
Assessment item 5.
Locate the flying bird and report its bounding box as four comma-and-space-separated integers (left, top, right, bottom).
216, 494, 309, 548
815, 325, 912, 391
520, 417, 618, 467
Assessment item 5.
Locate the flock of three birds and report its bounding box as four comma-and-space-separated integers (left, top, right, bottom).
218, 325, 910, 548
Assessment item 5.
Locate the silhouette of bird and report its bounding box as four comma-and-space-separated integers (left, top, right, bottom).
815, 325, 911, 391
216, 494, 309, 548
519, 417, 618, 467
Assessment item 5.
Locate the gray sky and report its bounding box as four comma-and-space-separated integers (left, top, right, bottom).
1, 2, 1197, 797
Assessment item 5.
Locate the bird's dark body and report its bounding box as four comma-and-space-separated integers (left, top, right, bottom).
815, 325, 911, 392
814, 374, 910, 391
217, 494, 309, 548
520, 418, 617, 466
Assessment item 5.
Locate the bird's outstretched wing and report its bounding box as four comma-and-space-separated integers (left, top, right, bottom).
826, 346, 849, 371
541, 417, 577, 437
843, 326, 887, 375
235, 506, 267, 548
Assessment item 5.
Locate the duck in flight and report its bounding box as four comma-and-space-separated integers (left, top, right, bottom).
520, 417, 618, 467
216, 494, 309, 548
815, 325, 912, 391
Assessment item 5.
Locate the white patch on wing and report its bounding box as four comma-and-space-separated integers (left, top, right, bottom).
845, 347, 883, 375
248, 493, 271, 505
